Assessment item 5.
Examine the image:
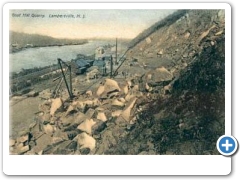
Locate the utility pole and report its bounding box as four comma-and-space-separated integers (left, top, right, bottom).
115, 38, 118, 65
110, 55, 113, 78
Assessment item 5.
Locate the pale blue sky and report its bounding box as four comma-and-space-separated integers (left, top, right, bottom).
10, 9, 175, 39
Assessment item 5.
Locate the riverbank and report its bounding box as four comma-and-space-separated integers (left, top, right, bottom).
10, 41, 89, 54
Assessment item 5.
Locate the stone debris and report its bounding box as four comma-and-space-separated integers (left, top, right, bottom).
91, 121, 107, 135
17, 145, 30, 155
121, 97, 137, 122
77, 119, 96, 135
145, 67, 173, 84
96, 85, 105, 96
97, 78, 121, 97
43, 124, 54, 135
112, 99, 125, 107
215, 30, 223, 36
86, 90, 93, 97
17, 132, 29, 143
74, 112, 89, 124
27, 91, 39, 97
112, 110, 122, 118
77, 132, 96, 151
96, 112, 107, 122
9, 139, 16, 147
85, 108, 95, 119
39, 89, 52, 100
40, 113, 51, 125
197, 25, 216, 45
50, 98, 63, 116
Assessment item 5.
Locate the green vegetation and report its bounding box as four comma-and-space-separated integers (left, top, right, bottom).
9, 31, 88, 53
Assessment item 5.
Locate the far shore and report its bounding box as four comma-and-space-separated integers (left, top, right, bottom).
10, 41, 89, 54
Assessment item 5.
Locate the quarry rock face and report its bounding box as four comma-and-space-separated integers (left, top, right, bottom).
10, 10, 225, 155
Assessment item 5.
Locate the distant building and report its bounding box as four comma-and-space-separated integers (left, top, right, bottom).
95, 47, 105, 60
25, 44, 33, 48
11, 43, 19, 47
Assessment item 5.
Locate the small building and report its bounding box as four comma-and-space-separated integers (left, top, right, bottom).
25, 44, 33, 48
93, 60, 106, 75
71, 59, 94, 75
95, 47, 105, 60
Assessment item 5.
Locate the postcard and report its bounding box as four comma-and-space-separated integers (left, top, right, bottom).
3, 2, 233, 175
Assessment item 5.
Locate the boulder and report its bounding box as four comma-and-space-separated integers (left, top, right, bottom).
61, 116, 75, 126
77, 119, 96, 135
38, 100, 51, 112
145, 66, 173, 85
53, 140, 77, 155
121, 97, 137, 122
43, 124, 54, 135
17, 145, 30, 155
122, 84, 129, 94
9, 139, 16, 147
112, 110, 122, 118
43, 140, 77, 155
118, 98, 126, 103
96, 79, 121, 97
112, 99, 125, 107
104, 78, 121, 93
132, 85, 139, 92
27, 91, 39, 97
125, 93, 135, 102
184, 32, 191, 39
96, 112, 107, 122
29, 118, 43, 136
79, 148, 90, 155
50, 98, 63, 116
65, 105, 76, 116
85, 108, 95, 119
95, 130, 117, 154
77, 132, 96, 151
86, 90, 93, 97
73, 112, 88, 125
84, 99, 100, 108
17, 132, 29, 143
96, 85, 105, 96
40, 113, 51, 125
108, 91, 119, 99
74, 101, 87, 113
66, 130, 81, 140
92, 121, 107, 135
215, 30, 223, 36
146, 37, 152, 44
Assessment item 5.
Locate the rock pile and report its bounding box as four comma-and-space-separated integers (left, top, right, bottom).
10, 73, 168, 155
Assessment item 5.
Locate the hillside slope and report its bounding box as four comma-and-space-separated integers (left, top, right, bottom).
110, 9, 225, 154
9, 31, 88, 53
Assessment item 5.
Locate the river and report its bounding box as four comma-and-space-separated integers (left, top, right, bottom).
10, 40, 126, 73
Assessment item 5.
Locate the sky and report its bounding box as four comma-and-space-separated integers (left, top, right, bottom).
10, 9, 175, 39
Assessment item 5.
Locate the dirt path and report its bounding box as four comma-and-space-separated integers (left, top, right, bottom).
9, 96, 43, 139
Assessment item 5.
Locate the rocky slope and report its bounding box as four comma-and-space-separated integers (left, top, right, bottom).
9, 9, 225, 155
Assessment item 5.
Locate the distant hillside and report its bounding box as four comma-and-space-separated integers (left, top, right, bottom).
9, 31, 88, 52
128, 10, 188, 49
